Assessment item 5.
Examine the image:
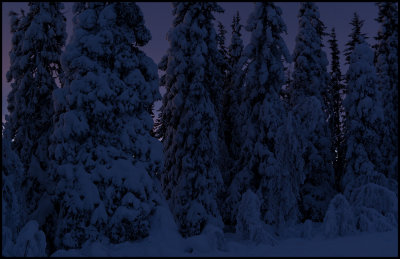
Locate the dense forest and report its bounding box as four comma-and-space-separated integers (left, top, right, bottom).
2, 2, 398, 256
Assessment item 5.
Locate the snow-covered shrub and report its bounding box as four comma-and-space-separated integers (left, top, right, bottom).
13, 220, 47, 257
350, 183, 398, 232
236, 190, 276, 245
323, 194, 356, 238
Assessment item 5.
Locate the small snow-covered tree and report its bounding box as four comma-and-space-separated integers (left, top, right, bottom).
50, 2, 161, 249
342, 37, 384, 193
236, 190, 276, 245
327, 27, 346, 192
13, 220, 47, 257
291, 2, 335, 222
323, 194, 356, 238
374, 2, 398, 181
158, 2, 225, 237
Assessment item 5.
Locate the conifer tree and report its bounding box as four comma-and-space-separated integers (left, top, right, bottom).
6, 3, 66, 171
344, 13, 368, 65
328, 27, 346, 192
224, 11, 245, 163
219, 12, 246, 226
291, 2, 335, 222
159, 2, 225, 237
5, 1, 66, 203
374, 2, 398, 180
49, 2, 162, 249
342, 35, 385, 194
4, 4, 66, 251
215, 20, 232, 187
226, 3, 302, 233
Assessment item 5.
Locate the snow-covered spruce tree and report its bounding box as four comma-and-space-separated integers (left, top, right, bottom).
226, 3, 302, 234
159, 2, 225, 237
342, 36, 385, 195
328, 27, 346, 192
344, 12, 368, 66
374, 2, 398, 181
49, 2, 162, 249
215, 20, 232, 188
219, 12, 246, 227
224, 11, 245, 163
290, 2, 335, 222
218, 15, 248, 192
5, 2, 66, 221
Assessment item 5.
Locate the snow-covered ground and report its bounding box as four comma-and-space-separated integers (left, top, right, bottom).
52, 204, 398, 257
51, 230, 398, 257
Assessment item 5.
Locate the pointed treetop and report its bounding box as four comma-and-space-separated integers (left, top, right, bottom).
344, 12, 368, 64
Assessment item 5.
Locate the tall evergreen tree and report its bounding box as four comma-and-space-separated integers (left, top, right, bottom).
49, 2, 162, 249
342, 35, 385, 194
215, 20, 232, 188
4, 3, 66, 250
219, 12, 246, 226
3, 10, 27, 236
374, 2, 398, 180
226, 3, 301, 234
224, 11, 245, 162
328, 27, 346, 192
5, 3, 66, 171
344, 12, 368, 65
159, 2, 225, 237
291, 2, 335, 222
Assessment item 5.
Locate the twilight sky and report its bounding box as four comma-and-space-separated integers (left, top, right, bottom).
2, 2, 380, 122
